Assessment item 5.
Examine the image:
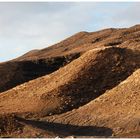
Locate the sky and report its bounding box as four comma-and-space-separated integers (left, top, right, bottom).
0, 2, 140, 62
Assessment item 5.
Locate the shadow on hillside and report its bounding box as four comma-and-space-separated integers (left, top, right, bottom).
0, 48, 140, 119
0, 53, 80, 93
17, 117, 113, 137
56, 48, 140, 113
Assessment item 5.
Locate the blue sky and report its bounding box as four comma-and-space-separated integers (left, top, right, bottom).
0, 2, 140, 62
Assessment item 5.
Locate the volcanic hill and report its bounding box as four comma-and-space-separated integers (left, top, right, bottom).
0, 25, 140, 138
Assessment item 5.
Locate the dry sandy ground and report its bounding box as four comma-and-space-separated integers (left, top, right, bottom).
0, 25, 140, 138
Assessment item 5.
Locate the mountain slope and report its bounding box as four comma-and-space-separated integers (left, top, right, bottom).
1, 25, 140, 93
16, 24, 140, 61
0, 25, 140, 138
0, 53, 80, 93
1, 68, 139, 138
44, 69, 140, 137
0, 47, 139, 118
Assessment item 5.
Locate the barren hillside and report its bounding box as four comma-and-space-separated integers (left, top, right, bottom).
45, 69, 140, 137
0, 47, 139, 117
0, 25, 140, 138
1, 25, 140, 93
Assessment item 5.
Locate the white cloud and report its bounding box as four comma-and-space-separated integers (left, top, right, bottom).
0, 2, 140, 62
0, 2, 98, 62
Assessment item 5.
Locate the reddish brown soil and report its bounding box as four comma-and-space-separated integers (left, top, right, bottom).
1, 25, 140, 93
0, 47, 139, 117
0, 53, 80, 93
0, 25, 140, 138
44, 69, 140, 138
